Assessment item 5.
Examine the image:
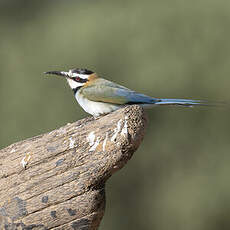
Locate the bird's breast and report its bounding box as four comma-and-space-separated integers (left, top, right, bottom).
75, 92, 121, 116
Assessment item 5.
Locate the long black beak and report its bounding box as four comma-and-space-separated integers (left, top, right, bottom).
44, 71, 70, 78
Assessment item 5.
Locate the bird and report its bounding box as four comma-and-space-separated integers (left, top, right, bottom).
44, 68, 209, 117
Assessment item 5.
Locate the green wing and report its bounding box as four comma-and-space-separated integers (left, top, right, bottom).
80, 78, 212, 107
80, 78, 156, 105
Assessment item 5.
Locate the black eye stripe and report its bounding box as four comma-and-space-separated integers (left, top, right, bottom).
74, 77, 88, 83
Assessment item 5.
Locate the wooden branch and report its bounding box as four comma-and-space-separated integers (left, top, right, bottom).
0, 105, 147, 230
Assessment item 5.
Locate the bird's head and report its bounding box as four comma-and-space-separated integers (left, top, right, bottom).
44, 68, 97, 91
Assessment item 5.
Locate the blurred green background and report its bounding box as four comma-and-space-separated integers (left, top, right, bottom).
0, 0, 230, 229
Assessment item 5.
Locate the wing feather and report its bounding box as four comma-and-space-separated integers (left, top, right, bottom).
81, 78, 157, 105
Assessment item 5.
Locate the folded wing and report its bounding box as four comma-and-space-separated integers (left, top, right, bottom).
81, 79, 209, 107
81, 79, 159, 105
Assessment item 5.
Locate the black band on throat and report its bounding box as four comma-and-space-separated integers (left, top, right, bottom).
73, 86, 82, 94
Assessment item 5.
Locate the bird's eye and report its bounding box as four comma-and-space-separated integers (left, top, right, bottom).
74, 77, 81, 82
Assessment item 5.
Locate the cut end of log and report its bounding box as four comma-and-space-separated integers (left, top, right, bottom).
0, 105, 147, 230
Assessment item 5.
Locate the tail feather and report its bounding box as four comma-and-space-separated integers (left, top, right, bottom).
154, 98, 211, 107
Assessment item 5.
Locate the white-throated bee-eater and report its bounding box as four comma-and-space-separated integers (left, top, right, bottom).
45, 68, 210, 117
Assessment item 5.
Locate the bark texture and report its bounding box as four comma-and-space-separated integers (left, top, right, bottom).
0, 105, 147, 230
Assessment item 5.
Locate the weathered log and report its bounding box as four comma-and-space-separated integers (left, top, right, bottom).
0, 105, 147, 230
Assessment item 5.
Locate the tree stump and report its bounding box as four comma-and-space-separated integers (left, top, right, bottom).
0, 105, 147, 230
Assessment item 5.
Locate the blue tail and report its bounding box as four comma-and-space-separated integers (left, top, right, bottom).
154, 98, 208, 107
115, 89, 218, 107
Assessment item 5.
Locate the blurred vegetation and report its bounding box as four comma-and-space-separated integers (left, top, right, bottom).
0, 0, 230, 229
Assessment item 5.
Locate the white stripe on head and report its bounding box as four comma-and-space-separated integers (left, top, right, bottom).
69, 69, 90, 79
71, 73, 89, 79
70, 68, 93, 78
59, 71, 88, 79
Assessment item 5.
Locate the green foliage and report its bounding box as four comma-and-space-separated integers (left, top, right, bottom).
0, 1, 230, 229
